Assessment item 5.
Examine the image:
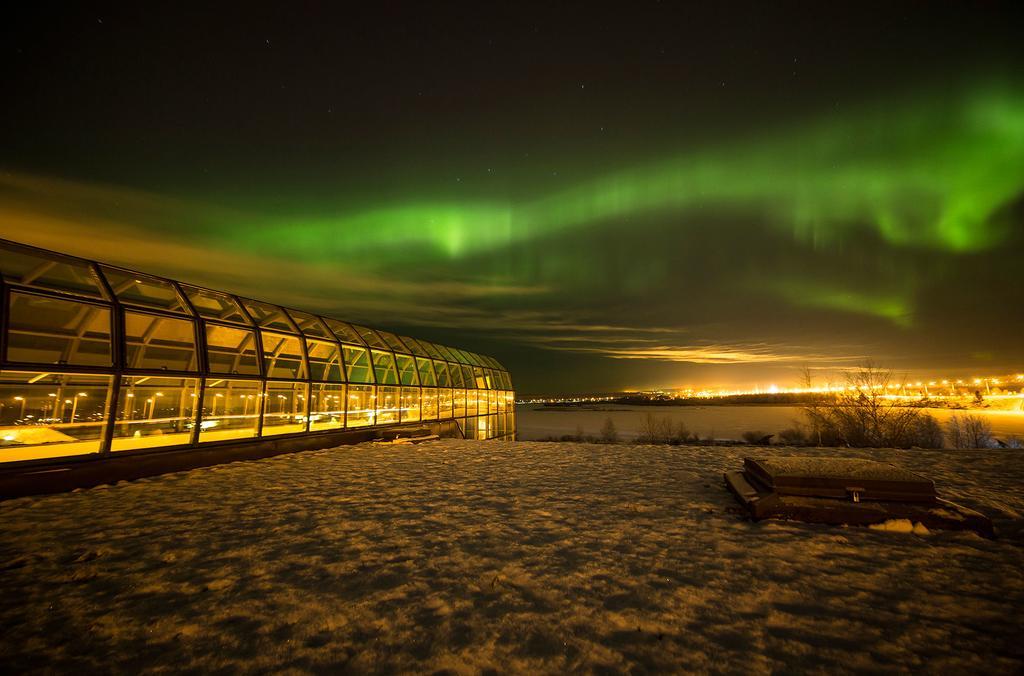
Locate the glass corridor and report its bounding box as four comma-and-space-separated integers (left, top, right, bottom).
0, 240, 515, 464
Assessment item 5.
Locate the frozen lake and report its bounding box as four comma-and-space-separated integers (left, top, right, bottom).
515, 404, 1024, 444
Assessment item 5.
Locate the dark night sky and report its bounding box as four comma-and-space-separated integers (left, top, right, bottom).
1, 2, 1022, 394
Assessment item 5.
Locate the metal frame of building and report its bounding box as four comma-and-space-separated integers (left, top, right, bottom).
0, 239, 515, 469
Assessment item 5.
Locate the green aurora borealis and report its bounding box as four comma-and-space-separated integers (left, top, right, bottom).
2, 5, 1022, 394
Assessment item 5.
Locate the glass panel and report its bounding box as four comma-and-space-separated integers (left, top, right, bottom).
0, 371, 111, 462
205, 324, 260, 375
466, 389, 478, 417
478, 390, 489, 415
489, 390, 498, 414
419, 341, 445, 360
198, 379, 261, 442
474, 367, 489, 389
453, 389, 467, 418
463, 351, 484, 367
261, 331, 307, 379
438, 388, 454, 419
432, 360, 449, 387
343, 345, 374, 383
286, 309, 331, 338
0, 246, 106, 298
244, 300, 296, 332
306, 339, 343, 382
433, 344, 460, 362
400, 387, 420, 423
497, 390, 506, 413
449, 362, 465, 389
6, 292, 112, 366
395, 354, 418, 386
461, 365, 477, 389
421, 387, 438, 421
263, 381, 308, 436
322, 318, 364, 345
124, 312, 198, 371
346, 384, 375, 427
183, 287, 249, 324
372, 350, 398, 385
447, 347, 470, 364
310, 383, 345, 431
351, 325, 388, 349
375, 330, 410, 354
102, 268, 189, 313
416, 358, 436, 387
376, 386, 400, 425
111, 377, 199, 451
480, 414, 496, 439
400, 336, 430, 358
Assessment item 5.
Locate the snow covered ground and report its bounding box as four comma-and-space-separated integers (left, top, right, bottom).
1, 441, 1022, 673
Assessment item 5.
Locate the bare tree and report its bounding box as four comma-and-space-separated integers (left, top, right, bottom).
805, 364, 932, 448
636, 413, 673, 444
945, 414, 993, 449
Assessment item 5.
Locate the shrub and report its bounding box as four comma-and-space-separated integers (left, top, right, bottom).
741, 430, 770, 445
801, 364, 942, 448
600, 417, 619, 443
671, 422, 697, 445
945, 414, 993, 449
777, 427, 807, 446
909, 413, 944, 449
636, 413, 674, 444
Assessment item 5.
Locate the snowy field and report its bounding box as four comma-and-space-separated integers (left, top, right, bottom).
1, 441, 1022, 673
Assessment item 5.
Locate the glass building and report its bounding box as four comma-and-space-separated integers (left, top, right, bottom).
0, 239, 514, 465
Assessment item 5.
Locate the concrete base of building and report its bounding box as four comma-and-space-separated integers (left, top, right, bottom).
0, 420, 463, 500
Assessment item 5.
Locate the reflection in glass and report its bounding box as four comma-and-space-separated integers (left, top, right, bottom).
322, 318, 364, 345
244, 300, 296, 332
124, 312, 198, 371
261, 331, 307, 379
353, 325, 389, 350
0, 371, 112, 461
396, 354, 418, 386
183, 287, 249, 324
206, 325, 260, 375
433, 360, 450, 387
343, 345, 374, 383
400, 387, 421, 423
112, 377, 199, 451
102, 268, 189, 313
310, 383, 345, 431
372, 351, 399, 385
307, 339, 344, 381
438, 388, 454, 419
7, 293, 112, 366
376, 386, 400, 424
454, 388, 468, 418
263, 381, 308, 436
346, 384, 374, 427
198, 379, 261, 442
421, 387, 438, 421
287, 309, 331, 339
0, 247, 106, 298
417, 358, 436, 387
376, 330, 411, 353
